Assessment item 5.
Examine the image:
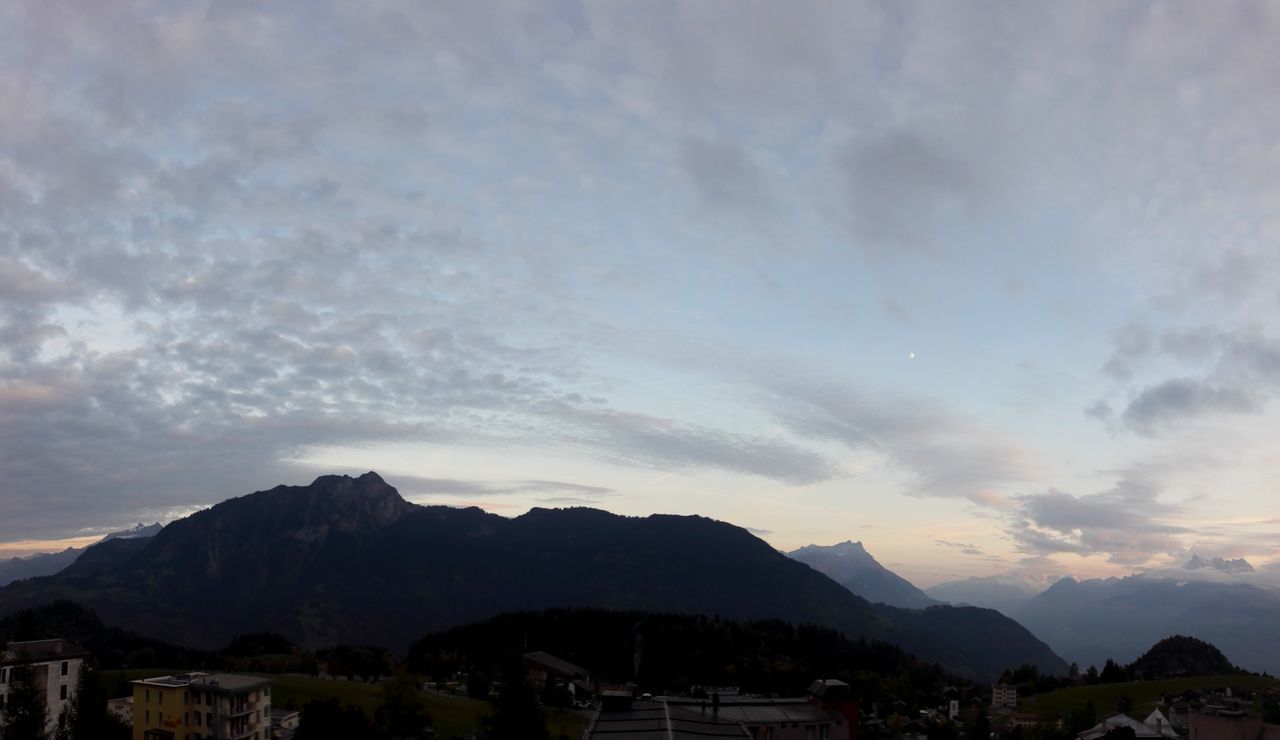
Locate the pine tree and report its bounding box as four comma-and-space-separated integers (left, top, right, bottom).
2, 651, 50, 740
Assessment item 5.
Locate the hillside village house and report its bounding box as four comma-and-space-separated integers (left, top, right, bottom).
132, 672, 272, 740
0, 638, 90, 736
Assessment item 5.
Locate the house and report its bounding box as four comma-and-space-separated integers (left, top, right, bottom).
991, 685, 1017, 710
0, 638, 91, 736
269, 707, 300, 739
132, 672, 273, 740
522, 650, 592, 698
1077, 712, 1180, 739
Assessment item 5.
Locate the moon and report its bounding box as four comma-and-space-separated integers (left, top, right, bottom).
908, 352, 916, 359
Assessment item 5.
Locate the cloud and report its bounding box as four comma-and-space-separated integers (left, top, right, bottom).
679, 135, 768, 209
1098, 326, 1280, 433
840, 130, 982, 250
1007, 478, 1189, 566
763, 376, 1036, 505
1121, 378, 1259, 433
936, 540, 984, 556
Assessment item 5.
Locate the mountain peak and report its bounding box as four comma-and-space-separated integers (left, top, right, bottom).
1184, 554, 1254, 574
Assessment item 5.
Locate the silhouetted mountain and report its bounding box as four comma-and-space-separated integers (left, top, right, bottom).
1015, 575, 1280, 673
0, 523, 162, 587
1184, 555, 1254, 574
0, 473, 1065, 679
788, 541, 939, 609
925, 572, 1059, 615
1128, 635, 1241, 679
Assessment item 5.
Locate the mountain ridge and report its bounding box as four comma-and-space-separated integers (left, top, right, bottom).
0, 473, 1065, 680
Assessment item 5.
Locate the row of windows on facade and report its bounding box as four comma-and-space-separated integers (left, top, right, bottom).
0, 660, 71, 684
142, 707, 270, 728
0, 686, 69, 708
142, 686, 271, 705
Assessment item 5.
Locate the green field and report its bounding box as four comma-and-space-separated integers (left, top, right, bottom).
1023, 674, 1280, 718
100, 670, 589, 738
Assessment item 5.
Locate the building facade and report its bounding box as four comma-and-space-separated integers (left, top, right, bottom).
0, 638, 90, 736
132, 673, 273, 740
991, 684, 1017, 710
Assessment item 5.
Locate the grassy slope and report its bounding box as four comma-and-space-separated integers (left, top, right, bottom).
1024, 675, 1280, 718
99, 670, 588, 738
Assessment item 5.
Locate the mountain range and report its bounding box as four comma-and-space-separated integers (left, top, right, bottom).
924, 572, 1063, 615
0, 523, 161, 587
0, 472, 1064, 680
787, 541, 939, 609
1013, 574, 1280, 674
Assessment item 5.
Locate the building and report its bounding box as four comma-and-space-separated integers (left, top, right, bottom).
991, 684, 1017, 710
586, 682, 855, 740
109, 695, 136, 725
132, 672, 272, 740
269, 707, 299, 739
1078, 712, 1181, 739
1188, 705, 1280, 740
0, 638, 91, 736
523, 650, 593, 698
585, 695, 751, 739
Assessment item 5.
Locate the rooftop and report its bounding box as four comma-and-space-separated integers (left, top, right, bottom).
1, 638, 90, 665
524, 650, 590, 679
586, 702, 751, 740
132, 672, 272, 694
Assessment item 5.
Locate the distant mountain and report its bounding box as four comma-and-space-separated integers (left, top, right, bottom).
0, 523, 162, 587
0, 473, 1065, 680
925, 572, 1059, 615
1014, 575, 1280, 674
788, 541, 938, 609
1184, 555, 1254, 574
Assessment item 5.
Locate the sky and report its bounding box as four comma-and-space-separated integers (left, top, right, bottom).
2, 1, 1280, 586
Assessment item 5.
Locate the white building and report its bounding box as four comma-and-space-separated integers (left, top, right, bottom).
0, 638, 90, 736
991, 684, 1017, 709
107, 695, 134, 725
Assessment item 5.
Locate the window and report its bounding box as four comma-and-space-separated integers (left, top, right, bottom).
159, 711, 164, 723
60, 684, 68, 701
146, 710, 151, 723
61, 661, 68, 677
196, 711, 202, 726
160, 691, 164, 705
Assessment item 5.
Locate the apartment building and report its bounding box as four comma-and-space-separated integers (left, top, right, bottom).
132, 672, 272, 740
0, 638, 90, 736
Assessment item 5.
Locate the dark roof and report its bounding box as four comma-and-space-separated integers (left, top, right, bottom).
808, 678, 852, 701
132, 673, 272, 694
586, 701, 751, 739
669, 698, 845, 726
524, 650, 590, 679
1, 639, 90, 665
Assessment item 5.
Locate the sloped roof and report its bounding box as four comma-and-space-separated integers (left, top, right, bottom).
1, 639, 90, 665
1143, 708, 1180, 738
1078, 714, 1163, 739
524, 650, 590, 679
